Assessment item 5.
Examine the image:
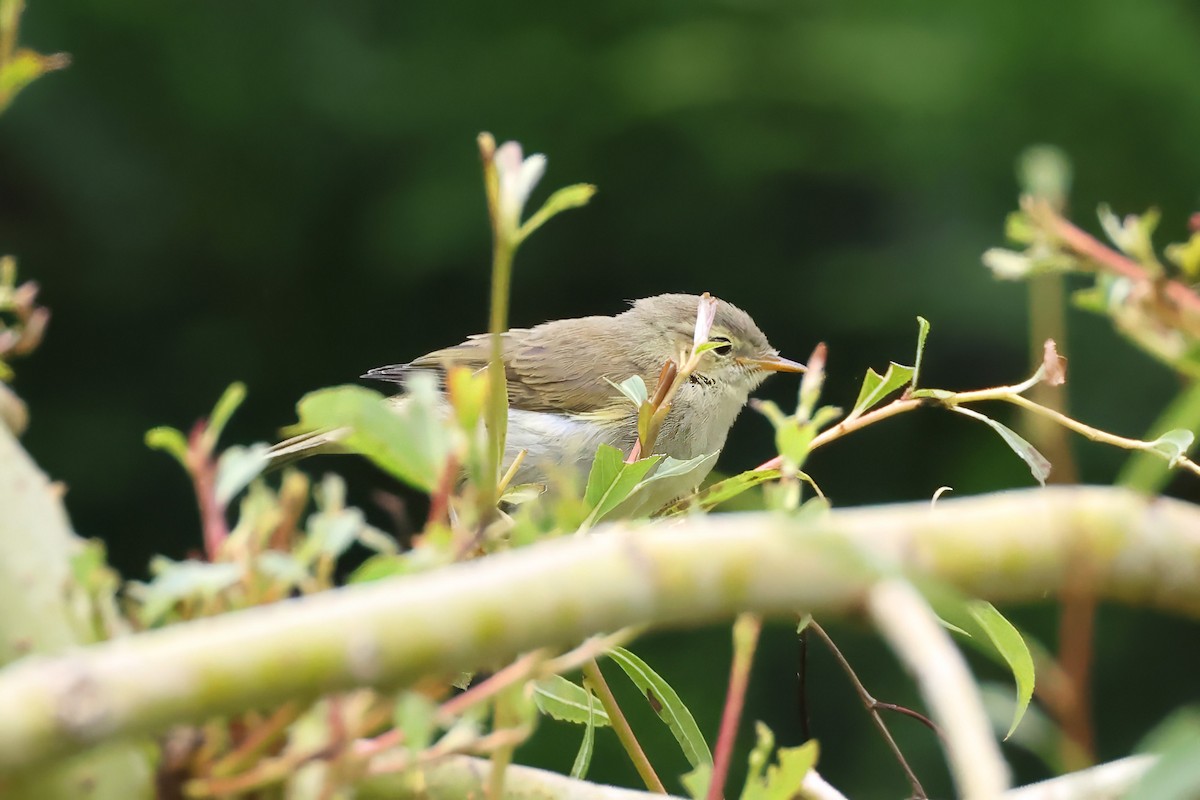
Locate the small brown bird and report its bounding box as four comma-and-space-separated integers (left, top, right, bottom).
272, 294, 803, 491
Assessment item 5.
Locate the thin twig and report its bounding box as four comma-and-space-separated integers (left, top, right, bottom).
582, 659, 667, 794
809, 621, 928, 799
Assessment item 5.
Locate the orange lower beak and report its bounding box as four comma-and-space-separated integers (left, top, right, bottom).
740, 354, 807, 373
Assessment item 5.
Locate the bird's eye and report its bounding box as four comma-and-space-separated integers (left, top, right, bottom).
709, 336, 733, 356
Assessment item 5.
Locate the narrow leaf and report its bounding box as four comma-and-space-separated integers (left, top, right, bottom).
912, 316, 931, 390
1130, 708, 1200, 800
607, 646, 712, 769
967, 601, 1035, 739
953, 406, 1051, 485
569, 687, 597, 779
665, 469, 780, 515
533, 676, 611, 726
145, 426, 189, 470
206, 382, 247, 449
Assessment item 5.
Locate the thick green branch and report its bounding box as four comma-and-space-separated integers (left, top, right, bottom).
1, 487, 1198, 772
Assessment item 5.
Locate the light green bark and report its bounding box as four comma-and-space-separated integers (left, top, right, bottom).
0, 424, 152, 798
0, 484, 1197, 775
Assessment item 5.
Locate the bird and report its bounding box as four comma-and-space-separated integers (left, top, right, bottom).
270, 294, 804, 495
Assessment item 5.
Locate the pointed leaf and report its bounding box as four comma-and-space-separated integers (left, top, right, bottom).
533, 676, 611, 726
851, 362, 914, 417
604, 375, 649, 407
569, 686, 597, 779
665, 469, 780, 514
583, 445, 661, 525
912, 317, 931, 390
145, 426, 189, 469
517, 183, 597, 242
967, 601, 1035, 739
606, 646, 712, 769
953, 406, 1051, 485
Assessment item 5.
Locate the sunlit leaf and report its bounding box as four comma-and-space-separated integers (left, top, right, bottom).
517, 183, 597, 243
680, 764, 711, 800
214, 443, 271, 505
912, 317, 931, 389
606, 646, 712, 769
744, 737, 819, 800
953, 406, 1051, 485
967, 601, 1035, 739
1147, 429, 1195, 467
851, 362, 914, 417
605, 374, 649, 408
145, 426, 189, 470
133, 558, 242, 625
583, 445, 661, 526
205, 382, 247, 449
293, 379, 450, 493
533, 676, 611, 726
570, 687, 597, 779
665, 469, 780, 515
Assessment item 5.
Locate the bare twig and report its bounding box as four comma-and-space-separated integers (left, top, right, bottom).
808, 621, 928, 799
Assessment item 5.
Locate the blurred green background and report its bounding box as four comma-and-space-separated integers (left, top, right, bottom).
5, 0, 1200, 796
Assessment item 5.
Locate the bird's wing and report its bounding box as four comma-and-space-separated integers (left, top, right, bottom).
362, 318, 647, 416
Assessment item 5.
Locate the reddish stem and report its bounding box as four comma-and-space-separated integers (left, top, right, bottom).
187, 421, 229, 561
706, 614, 762, 800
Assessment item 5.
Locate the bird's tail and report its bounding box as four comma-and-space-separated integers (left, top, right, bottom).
265, 427, 352, 470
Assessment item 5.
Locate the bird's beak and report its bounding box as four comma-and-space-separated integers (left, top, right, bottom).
738, 353, 807, 373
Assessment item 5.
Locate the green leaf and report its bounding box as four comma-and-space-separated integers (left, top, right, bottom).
606, 646, 712, 769
744, 737, 819, 800
680, 765, 711, 800
393, 692, 439, 753
966, 601, 1035, 739
1130, 707, 1200, 800
666, 469, 780, 514
605, 374, 649, 407
618, 451, 720, 516
532, 676, 611, 726
214, 443, 271, 505
953, 406, 1051, 485
133, 559, 243, 625
293, 379, 450, 493
1119, 382, 1200, 493
145, 426, 189, 470
1147, 429, 1195, 467
851, 362, 914, 418
517, 183, 597, 242
582, 445, 661, 526
569, 686, 597, 779
912, 316, 931, 390
204, 382, 247, 451
254, 551, 310, 588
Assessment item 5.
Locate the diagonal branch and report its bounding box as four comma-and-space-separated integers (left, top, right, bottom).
0, 487, 1199, 771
